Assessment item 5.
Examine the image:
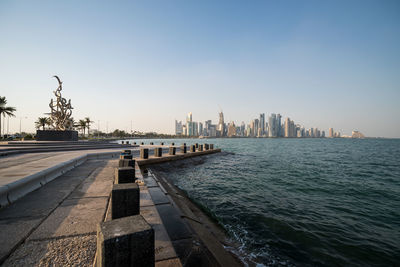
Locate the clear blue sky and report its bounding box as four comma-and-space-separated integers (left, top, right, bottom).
1, 0, 399, 137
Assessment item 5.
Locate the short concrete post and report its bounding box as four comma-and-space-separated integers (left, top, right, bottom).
118, 159, 135, 168
204, 144, 209, 150
111, 183, 139, 219
114, 167, 135, 184
97, 215, 154, 267
169, 147, 176, 155
120, 154, 133, 160
190, 145, 196, 152
180, 144, 187, 154
195, 143, 199, 148
140, 148, 149, 159
210, 144, 214, 150
198, 144, 203, 151
154, 147, 162, 157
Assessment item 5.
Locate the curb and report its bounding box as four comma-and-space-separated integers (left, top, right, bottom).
0, 149, 138, 209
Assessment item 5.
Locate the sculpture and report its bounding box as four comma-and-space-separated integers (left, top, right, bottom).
48, 76, 74, 131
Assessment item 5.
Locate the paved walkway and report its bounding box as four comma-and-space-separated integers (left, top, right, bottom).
0, 148, 139, 187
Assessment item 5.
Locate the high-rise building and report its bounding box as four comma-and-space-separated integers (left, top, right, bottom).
227, 122, 236, 137
175, 120, 183, 135
277, 114, 282, 137
199, 122, 203, 136
187, 112, 193, 136
268, 114, 277, 137
254, 119, 259, 137
284, 118, 290, 137
259, 113, 265, 136
329, 128, 334, 138
218, 111, 225, 137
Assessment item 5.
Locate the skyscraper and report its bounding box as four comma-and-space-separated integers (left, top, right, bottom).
175, 120, 183, 135
284, 117, 290, 137
259, 113, 265, 136
218, 111, 225, 137
277, 114, 282, 137
329, 128, 334, 138
187, 112, 193, 136
268, 113, 277, 137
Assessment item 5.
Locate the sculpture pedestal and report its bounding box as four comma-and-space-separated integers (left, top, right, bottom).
36, 130, 78, 141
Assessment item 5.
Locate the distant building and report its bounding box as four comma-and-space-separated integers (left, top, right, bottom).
175, 120, 183, 135
199, 122, 203, 136
218, 111, 225, 137
329, 128, 334, 138
259, 113, 265, 136
227, 121, 236, 137
352, 131, 364, 138
268, 114, 277, 137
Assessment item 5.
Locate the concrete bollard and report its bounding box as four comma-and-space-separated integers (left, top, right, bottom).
111, 183, 139, 219
114, 167, 135, 184
140, 148, 149, 159
150, 142, 154, 145
195, 143, 199, 148
190, 145, 196, 152
120, 154, 133, 160
118, 159, 135, 168
210, 144, 214, 150
180, 144, 187, 154
204, 144, 209, 150
154, 147, 162, 157
198, 144, 203, 151
97, 215, 154, 267
169, 147, 176, 155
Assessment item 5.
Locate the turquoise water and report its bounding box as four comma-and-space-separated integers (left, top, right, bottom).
130, 138, 400, 266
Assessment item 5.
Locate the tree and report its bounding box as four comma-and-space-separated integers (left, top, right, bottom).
85, 117, 93, 137
35, 117, 50, 130
78, 120, 87, 136
0, 96, 16, 138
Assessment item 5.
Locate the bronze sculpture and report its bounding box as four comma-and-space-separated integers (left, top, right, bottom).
48, 75, 74, 130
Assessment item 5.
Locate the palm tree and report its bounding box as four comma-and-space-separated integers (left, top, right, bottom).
78, 119, 87, 136
0, 96, 16, 138
35, 117, 50, 130
85, 117, 93, 137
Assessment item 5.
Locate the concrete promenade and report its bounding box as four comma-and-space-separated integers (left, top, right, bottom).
0, 144, 241, 266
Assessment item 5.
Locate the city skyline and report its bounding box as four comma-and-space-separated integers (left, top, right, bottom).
1, 1, 399, 137
175, 111, 346, 138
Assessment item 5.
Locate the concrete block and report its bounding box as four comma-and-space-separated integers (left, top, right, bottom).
210, 144, 214, 150
169, 147, 176, 155
190, 145, 196, 152
111, 183, 139, 219
114, 167, 135, 184
140, 148, 149, 159
97, 215, 154, 267
154, 147, 162, 157
118, 159, 135, 168
120, 154, 133, 160
204, 144, 209, 150
180, 145, 186, 154
198, 144, 203, 151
